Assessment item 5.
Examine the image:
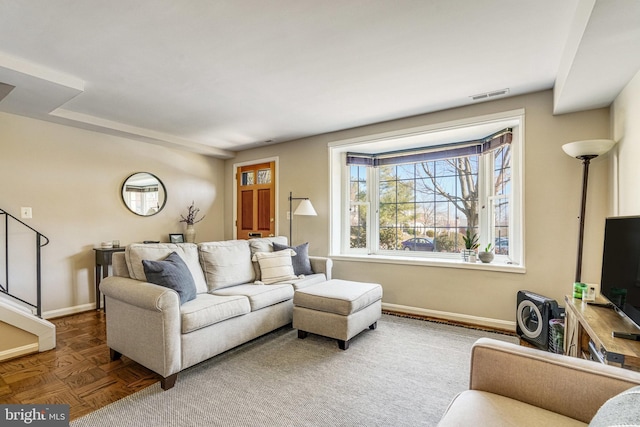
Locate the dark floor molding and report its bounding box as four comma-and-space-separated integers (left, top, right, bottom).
382, 309, 516, 337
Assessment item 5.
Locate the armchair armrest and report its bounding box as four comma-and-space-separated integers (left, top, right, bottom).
309, 256, 332, 280
470, 338, 640, 423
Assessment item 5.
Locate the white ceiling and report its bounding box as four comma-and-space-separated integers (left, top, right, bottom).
1, 0, 639, 159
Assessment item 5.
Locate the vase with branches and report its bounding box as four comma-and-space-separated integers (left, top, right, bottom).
180, 202, 204, 243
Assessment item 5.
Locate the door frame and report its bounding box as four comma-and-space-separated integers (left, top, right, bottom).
232, 156, 279, 239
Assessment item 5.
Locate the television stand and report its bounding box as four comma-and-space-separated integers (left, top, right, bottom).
564, 295, 640, 371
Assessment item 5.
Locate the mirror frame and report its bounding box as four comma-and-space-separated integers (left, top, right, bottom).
121, 172, 167, 217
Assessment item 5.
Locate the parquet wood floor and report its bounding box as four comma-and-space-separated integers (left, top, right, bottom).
0, 311, 160, 420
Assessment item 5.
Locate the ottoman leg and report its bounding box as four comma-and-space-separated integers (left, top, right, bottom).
338, 339, 350, 350
298, 330, 308, 339
369, 322, 377, 330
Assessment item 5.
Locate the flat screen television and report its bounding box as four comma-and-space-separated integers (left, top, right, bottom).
600, 216, 640, 330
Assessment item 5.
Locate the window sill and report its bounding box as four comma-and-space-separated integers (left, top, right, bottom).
329, 253, 526, 274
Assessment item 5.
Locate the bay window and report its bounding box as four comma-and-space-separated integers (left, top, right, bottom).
330, 111, 523, 268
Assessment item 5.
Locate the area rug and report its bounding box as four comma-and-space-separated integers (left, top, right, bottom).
72, 314, 517, 427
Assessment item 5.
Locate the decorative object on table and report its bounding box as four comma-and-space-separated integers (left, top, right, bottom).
288, 191, 317, 244
101, 241, 113, 249
180, 201, 205, 243
582, 285, 596, 302
573, 282, 588, 299
461, 229, 479, 261
169, 233, 184, 243
112, 240, 120, 248
478, 243, 494, 263
561, 138, 616, 283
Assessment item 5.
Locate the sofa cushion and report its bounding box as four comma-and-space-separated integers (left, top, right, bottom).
275, 273, 327, 290
199, 240, 255, 290
438, 390, 586, 427
180, 294, 251, 334
142, 252, 197, 305
589, 385, 640, 427
125, 243, 208, 294
212, 283, 294, 311
248, 236, 288, 280
273, 241, 314, 275
252, 249, 298, 284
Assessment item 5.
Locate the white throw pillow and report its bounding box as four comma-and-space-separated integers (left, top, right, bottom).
248, 236, 288, 280
251, 249, 298, 285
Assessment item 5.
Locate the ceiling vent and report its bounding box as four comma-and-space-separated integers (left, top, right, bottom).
0, 82, 15, 103
470, 88, 510, 101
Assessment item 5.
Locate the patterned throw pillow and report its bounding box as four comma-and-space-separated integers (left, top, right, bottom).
272, 242, 314, 276
251, 249, 298, 285
142, 251, 197, 304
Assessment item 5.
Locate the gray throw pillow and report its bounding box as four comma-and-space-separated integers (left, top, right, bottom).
273, 242, 314, 275
589, 385, 640, 427
142, 251, 197, 305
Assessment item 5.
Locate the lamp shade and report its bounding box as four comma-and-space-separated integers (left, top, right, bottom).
294, 199, 317, 216
562, 139, 616, 159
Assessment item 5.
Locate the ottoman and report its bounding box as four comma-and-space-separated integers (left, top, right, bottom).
293, 279, 383, 350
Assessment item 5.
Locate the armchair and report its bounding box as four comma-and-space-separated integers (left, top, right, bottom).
438, 338, 640, 426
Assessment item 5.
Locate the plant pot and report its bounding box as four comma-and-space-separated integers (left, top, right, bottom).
461, 249, 476, 262
478, 251, 494, 263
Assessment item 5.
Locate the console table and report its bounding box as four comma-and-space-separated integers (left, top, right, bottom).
564, 295, 640, 371
94, 247, 125, 310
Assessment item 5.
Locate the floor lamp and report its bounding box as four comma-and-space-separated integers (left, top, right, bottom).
562, 139, 616, 283
289, 191, 317, 244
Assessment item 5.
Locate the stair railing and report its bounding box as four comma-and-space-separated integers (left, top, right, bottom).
0, 208, 49, 317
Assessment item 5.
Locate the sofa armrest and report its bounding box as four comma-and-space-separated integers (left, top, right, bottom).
470, 338, 640, 423
100, 275, 180, 311
99, 276, 182, 378
309, 256, 332, 280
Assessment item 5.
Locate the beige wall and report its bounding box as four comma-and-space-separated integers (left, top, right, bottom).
226, 90, 611, 328
2, 87, 616, 327
1, 112, 225, 317
612, 69, 640, 216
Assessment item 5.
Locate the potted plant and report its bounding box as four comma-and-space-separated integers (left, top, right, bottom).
462, 229, 479, 261
180, 201, 205, 243
478, 243, 494, 263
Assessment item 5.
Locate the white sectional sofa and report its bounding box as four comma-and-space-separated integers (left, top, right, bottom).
99, 237, 332, 390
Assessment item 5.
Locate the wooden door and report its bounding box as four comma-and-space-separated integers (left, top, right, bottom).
236, 161, 276, 239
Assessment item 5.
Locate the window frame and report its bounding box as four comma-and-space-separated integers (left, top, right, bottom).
329, 110, 525, 271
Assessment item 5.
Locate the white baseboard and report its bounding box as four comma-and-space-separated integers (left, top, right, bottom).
382, 302, 516, 332
43, 303, 95, 319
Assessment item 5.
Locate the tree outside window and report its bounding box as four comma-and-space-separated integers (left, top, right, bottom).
346, 133, 513, 259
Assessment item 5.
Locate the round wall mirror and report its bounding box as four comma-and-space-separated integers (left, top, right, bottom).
121, 172, 167, 216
